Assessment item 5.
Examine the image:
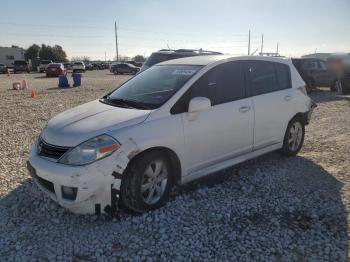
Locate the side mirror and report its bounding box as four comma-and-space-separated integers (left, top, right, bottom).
188, 96, 211, 121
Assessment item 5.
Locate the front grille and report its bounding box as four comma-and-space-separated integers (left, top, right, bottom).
38, 139, 70, 160
33, 173, 55, 194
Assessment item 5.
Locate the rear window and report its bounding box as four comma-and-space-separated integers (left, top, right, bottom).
144, 53, 192, 67
48, 63, 61, 68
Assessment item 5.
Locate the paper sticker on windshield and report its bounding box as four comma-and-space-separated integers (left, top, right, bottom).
172, 69, 197, 76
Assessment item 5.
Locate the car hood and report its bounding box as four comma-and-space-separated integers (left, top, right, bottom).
41, 99, 151, 147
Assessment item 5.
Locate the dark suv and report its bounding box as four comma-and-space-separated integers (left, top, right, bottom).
14, 60, 30, 74
292, 58, 337, 92
111, 63, 140, 75
141, 49, 222, 72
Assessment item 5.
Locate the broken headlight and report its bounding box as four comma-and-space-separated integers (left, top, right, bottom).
59, 134, 120, 166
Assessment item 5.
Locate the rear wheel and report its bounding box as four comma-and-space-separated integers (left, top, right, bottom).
306, 79, 315, 93
121, 151, 172, 213
281, 117, 305, 156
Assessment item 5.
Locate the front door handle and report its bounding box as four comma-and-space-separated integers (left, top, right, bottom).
284, 95, 292, 101
239, 106, 251, 113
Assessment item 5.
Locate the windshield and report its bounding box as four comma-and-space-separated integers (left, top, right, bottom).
105, 64, 202, 109
14, 61, 27, 65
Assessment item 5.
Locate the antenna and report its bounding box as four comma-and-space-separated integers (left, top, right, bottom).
248, 30, 251, 55
115, 21, 119, 61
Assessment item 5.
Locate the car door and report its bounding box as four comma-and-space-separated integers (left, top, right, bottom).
245, 60, 294, 150
317, 60, 336, 86
303, 60, 322, 86
173, 61, 254, 174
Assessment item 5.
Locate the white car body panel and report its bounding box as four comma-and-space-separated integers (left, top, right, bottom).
28, 55, 313, 214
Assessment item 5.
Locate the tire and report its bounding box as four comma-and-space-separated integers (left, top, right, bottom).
121, 151, 173, 213
330, 81, 337, 92
280, 117, 305, 156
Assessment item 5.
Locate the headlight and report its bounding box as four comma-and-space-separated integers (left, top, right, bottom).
59, 134, 120, 166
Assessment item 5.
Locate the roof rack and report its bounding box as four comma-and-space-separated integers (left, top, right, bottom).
158, 48, 222, 55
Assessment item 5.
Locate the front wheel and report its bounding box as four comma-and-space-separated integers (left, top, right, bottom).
281, 117, 305, 156
121, 151, 172, 213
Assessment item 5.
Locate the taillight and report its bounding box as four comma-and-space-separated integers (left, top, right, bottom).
298, 85, 308, 95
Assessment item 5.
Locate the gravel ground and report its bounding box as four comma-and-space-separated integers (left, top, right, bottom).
0, 71, 349, 261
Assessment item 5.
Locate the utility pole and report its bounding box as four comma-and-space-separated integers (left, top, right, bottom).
105, 52, 106, 62
260, 34, 264, 56
276, 43, 279, 56
115, 21, 119, 62
248, 30, 251, 55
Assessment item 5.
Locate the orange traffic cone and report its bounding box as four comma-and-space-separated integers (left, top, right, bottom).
31, 89, 36, 98
22, 79, 28, 90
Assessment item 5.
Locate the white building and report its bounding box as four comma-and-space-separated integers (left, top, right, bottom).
0, 47, 25, 67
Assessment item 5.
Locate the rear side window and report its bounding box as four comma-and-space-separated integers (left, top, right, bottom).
247, 61, 278, 95
246, 61, 291, 96
274, 63, 291, 90
303, 60, 318, 70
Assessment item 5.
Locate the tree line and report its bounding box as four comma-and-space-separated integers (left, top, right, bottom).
24, 44, 146, 62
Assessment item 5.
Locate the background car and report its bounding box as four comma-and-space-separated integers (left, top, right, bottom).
72, 62, 86, 73
46, 63, 66, 77
0, 63, 7, 73
63, 62, 72, 71
292, 58, 337, 92
85, 63, 94, 70
111, 63, 140, 75
13, 60, 30, 73
141, 49, 222, 71
38, 60, 52, 73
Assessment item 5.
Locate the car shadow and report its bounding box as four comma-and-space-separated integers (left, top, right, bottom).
0, 153, 347, 260
310, 88, 350, 104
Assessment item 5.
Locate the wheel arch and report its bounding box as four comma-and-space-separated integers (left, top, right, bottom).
124, 146, 182, 185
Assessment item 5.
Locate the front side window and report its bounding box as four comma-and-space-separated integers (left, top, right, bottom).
318, 61, 327, 70
303, 60, 318, 70
247, 61, 278, 95
105, 64, 202, 109
171, 61, 246, 113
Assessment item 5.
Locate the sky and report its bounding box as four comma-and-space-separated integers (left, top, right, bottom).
0, 0, 349, 60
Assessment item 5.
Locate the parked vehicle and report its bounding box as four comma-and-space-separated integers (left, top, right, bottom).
292, 58, 337, 92
0, 63, 7, 73
126, 60, 143, 68
27, 55, 315, 215
46, 63, 66, 77
63, 62, 72, 71
14, 60, 30, 73
141, 49, 222, 71
111, 63, 140, 75
72, 62, 85, 73
38, 60, 53, 73
86, 63, 94, 71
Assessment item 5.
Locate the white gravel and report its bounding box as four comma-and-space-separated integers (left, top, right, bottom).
0, 71, 349, 261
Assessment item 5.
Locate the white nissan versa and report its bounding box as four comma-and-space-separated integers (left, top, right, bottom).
27, 55, 315, 214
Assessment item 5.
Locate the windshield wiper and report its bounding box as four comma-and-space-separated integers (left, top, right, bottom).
102, 97, 153, 110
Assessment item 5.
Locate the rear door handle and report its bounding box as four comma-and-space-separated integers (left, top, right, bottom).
239, 106, 251, 113
284, 95, 292, 101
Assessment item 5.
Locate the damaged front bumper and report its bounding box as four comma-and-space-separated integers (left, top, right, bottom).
27, 140, 129, 215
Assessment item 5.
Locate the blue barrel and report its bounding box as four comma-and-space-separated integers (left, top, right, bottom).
72, 73, 82, 87
58, 75, 69, 88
